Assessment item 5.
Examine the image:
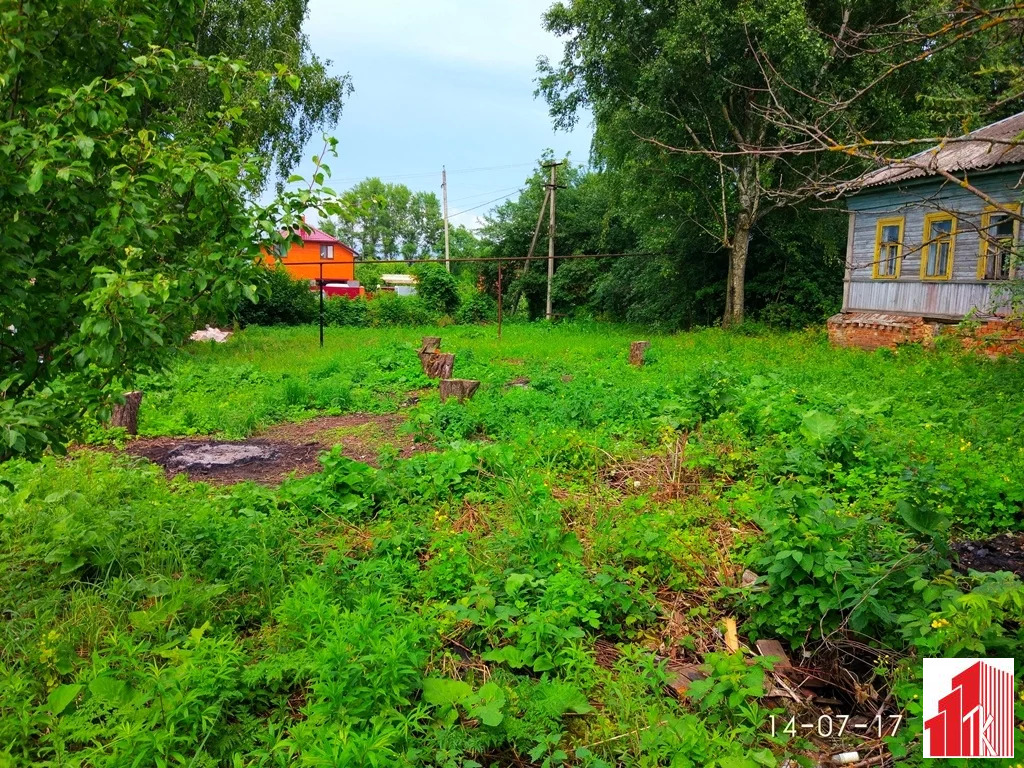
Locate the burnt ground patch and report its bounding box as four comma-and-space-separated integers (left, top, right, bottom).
126, 438, 320, 485
123, 413, 428, 485
952, 531, 1024, 577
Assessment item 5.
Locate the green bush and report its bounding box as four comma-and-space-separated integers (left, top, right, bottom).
366, 293, 435, 326
323, 296, 370, 327
236, 267, 316, 326
455, 288, 497, 324
413, 263, 461, 315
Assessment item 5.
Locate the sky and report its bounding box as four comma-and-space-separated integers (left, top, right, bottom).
294, 0, 593, 229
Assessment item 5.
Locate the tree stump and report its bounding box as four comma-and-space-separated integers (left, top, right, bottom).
422, 352, 455, 379
440, 379, 480, 403
629, 341, 651, 366
420, 336, 442, 355
109, 390, 143, 435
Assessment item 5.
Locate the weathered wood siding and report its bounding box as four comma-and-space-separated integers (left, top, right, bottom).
846, 167, 1023, 318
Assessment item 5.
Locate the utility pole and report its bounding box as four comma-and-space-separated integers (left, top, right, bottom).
543, 161, 564, 320
441, 166, 451, 272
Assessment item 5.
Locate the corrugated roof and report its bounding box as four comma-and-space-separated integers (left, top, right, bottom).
380, 274, 417, 285
850, 111, 1024, 191
297, 226, 342, 244
277, 226, 355, 248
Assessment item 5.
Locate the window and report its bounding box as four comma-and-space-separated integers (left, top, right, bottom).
320, 244, 334, 260
978, 205, 1019, 280
921, 213, 956, 280
873, 217, 904, 279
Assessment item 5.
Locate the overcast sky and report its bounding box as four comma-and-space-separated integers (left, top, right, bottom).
295, 0, 593, 228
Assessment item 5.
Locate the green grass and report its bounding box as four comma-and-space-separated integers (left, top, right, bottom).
2, 323, 1023, 766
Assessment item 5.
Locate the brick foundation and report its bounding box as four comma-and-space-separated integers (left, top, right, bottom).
828, 312, 1024, 355
827, 313, 938, 351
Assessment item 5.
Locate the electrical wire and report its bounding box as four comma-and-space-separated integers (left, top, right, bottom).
449, 189, 526, 217
446, 185, 525, 205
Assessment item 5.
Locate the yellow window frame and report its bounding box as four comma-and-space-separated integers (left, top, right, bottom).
920, 212, 957, 280
873, 216, 904, 279
977, 203, 1021, 280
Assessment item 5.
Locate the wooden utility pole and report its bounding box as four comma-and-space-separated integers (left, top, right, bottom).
543, 162, 563, 320
442, 166, 451, 272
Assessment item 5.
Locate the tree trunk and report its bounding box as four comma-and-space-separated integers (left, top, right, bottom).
421, 352, 455, 379
629, 341, 650, 366
420, 336, 441, 355
723, 157, 761, 327
109, 390, 143, 435
440, 379, 480, 403
723, 221, 750, 327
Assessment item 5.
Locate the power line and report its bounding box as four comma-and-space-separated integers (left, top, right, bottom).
447, 184, 524, 205
448, 188, 525, 218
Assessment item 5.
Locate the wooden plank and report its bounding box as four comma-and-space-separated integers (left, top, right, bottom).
664, 663, 708, 699
755, 638, 791, 669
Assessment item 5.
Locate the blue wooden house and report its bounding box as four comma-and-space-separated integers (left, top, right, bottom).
830, 112, 1024, 347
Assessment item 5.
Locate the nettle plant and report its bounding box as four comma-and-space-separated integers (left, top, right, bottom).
0, 1, 345, 462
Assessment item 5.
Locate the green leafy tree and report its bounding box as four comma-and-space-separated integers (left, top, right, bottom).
322, 178, 443, 260
481, 158, 637, 320
0, 0, 341, 461
187, 0, 352, 190
537, 0, 944, 326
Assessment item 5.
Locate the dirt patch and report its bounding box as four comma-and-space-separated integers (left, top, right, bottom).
124, 413, 427, 485
126, 438, 319, 485
953, 532, 1024, 577
260, 413, 425, 464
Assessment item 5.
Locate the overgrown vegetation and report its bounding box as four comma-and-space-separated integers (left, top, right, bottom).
0, 0, 345, 462
2, 325, 1022, 766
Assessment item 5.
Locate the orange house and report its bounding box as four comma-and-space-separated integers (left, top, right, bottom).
265, 225, 359, 284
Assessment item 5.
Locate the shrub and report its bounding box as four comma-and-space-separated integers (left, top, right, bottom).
456, 288, 497, 324
367, 293, 436, 326
323, 296, 370, 327
236, 267, 316, 326
414, 263, 461, 315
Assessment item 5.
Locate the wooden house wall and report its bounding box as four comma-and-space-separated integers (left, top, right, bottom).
844, 167, 1023, 318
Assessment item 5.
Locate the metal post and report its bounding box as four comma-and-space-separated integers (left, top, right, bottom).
543, 162, 563, 320
497, 262, 503, 340
442, 166, 451, 272
319, 261, 324, 349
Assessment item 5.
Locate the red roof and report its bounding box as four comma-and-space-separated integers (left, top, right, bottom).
283, 226, 341, 244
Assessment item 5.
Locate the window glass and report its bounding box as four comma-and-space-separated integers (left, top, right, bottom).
880, 225, 900, 276
874, 219, 903, 278
981, 212, 1016, 280
924, 216, 954, 278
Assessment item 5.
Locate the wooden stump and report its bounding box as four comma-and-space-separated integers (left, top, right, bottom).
422, 352, 455, 379
109, 390, 143, 435
440, 379, 480, 403
629, 340, 651, 366
420, 336, 442, 355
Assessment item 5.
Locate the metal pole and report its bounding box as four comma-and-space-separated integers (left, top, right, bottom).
546, 163, 558, 320
442, 166, 451, 272
319, 261, 324, 348
497, 263, 503, 340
